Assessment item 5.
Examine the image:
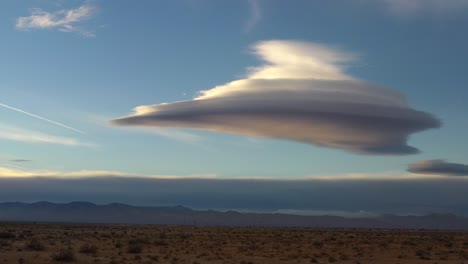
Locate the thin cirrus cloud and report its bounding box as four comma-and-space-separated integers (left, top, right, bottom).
0, 123, 93, 147
112, 40, 440, 155
245, 0, 261, 32
146, 128, 204, 144
408, 159, 468, 176
0, 163, 28, 171
15, 4, 97, 37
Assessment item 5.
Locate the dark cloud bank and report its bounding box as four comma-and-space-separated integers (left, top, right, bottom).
408, 160, 468, 176
112, 40, 440, 155
1, 176, 468, 216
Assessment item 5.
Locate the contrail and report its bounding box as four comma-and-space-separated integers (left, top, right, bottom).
0, 103, 86, 134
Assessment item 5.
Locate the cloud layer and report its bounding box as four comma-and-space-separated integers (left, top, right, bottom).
112, 40, 440, 155
16, 4, 96, 37
0, 167, 467, 215
408, 160, 468, 176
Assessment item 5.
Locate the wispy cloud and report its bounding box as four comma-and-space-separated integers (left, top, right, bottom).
0, 123, 93, 147
87, 112, 204, 144
0, 163, 28, 171
113, 122, 205, 144
146, 128, 204, 144
0, 103, 85, 134
245, 0, 261, 32
15, 4, 97, 37
112, 40, 440, 155
0, 166, 215, 179
8, 159, 31, 163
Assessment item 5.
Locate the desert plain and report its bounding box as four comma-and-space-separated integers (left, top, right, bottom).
0, 222, 468, 264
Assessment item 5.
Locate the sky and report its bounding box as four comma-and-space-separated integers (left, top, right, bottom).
0, 0, 467, 215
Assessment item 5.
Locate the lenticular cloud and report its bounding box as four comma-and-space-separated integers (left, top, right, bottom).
112, 40, 440, 155
408, 160, 468, 176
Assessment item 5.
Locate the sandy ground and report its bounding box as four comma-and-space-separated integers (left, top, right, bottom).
0, 222, 467, 263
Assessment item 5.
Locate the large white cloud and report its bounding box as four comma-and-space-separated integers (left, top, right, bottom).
112, 40, 440, 155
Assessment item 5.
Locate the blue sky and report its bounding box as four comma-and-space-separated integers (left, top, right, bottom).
0, 1, 468, 213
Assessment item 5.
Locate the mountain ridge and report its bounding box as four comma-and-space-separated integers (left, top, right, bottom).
0, 201, 467, 230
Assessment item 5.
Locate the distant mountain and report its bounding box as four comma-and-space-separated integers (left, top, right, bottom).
0, 202, 467, 230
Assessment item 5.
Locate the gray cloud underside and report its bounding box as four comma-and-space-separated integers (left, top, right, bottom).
113, 79, 440, 155
408, 160, 468, 176
1, 176, 467, 215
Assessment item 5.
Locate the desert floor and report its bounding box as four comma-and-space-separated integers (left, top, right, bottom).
0, 222, 468, 263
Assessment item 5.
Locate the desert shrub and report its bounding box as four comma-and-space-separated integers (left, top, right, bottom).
415, 249, 431, 260
128, 238, 150, 245
127, 244, 143, 254
0, 232, 15, 239
21, 230, 32, 236
25, 239, 45, 251
339, 254, 349, 260
402, 240, 416, 246
154, 240, 168, 246
461, 251, 468, 260
159, 232, 167, 239
312, 241, 324, 248
0, 240, 11, 247
439, 254, 448, 260
79, 244, 98, 254
52, 249, 76, 262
